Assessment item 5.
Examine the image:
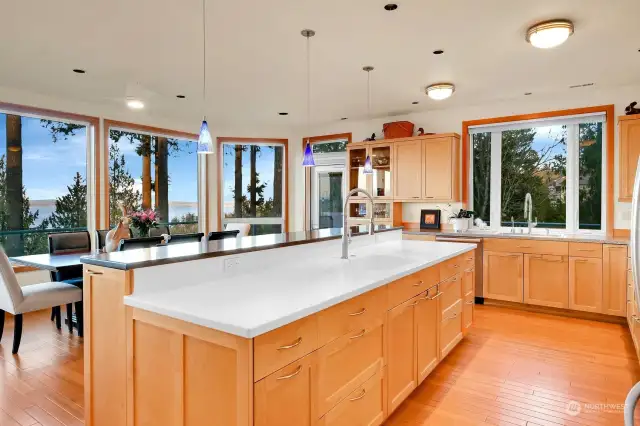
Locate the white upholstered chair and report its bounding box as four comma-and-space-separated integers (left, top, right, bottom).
0, 246, 83, 354
225, 223, 251, 237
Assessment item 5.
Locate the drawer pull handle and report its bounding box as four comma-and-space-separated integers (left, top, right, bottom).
453, 265, 459, 269
517, 245, 531, 248
577, 249, 595, 251
466, 301, 474, 305
348, 308, 367, 316
277, 337, 302, 350
464, 268, 474, 273
276, 365, 302, 380
349, 389, 367, 401
445, 313, 458, 321
574, 259, 590, 263
413, 280, 424, 287
87, 269, 103, 275
350, 329, 366, 339
430, 292, 443, 300
409, 300, 420, 307
466, 257, 473, 261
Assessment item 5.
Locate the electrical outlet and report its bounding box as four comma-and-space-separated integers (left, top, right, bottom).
224, 257, 241, 272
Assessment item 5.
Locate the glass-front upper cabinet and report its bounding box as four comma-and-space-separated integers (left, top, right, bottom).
347, 201, 392, 224
347, 144, 368, 194
370, 143, 393, 198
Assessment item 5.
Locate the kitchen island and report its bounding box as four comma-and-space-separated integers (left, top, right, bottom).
80, 228, 475, 426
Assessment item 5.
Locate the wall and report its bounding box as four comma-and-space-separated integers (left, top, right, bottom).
291, 84, 640, 231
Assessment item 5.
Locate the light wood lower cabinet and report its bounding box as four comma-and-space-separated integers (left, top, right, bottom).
483, 251, 523, 302
255, 354, 315, 426
415, 289, 439, 384
463, 292, 474, 335
440, 300, 462, 359
523, 254, 569, 309
569, 257, 603, 313
603, 244, 628, 317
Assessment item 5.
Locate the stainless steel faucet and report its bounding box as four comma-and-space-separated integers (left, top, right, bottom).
524, 193, 537, 234
342, 188, 375, 259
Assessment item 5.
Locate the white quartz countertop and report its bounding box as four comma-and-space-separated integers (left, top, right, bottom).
124, 240, 475, 338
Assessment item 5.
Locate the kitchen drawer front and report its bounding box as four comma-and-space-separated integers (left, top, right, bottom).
569, 242, 602, 258
484, 238, 568, 256
317, 365, 385, 426
628, 282, 635, 303
318, 286, 387, 347
463, 292, 474, 334
462, 251, 475, 269
629, 269, 635, 286
439, 256, 462, 281
440, 300, 462, 359
462, 267, 474, 294
315, 319, 385, 417
438, 273, 462, 312
387, 266, 439, 309
628, 256, 632, 272
255, 315, 318, 382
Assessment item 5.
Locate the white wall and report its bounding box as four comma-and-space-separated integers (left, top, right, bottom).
291, 84, 640, 231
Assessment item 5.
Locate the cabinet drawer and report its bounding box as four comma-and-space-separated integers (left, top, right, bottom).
315, 319, 384, 417
439, 256, 462, 281
255, 315, 318, 382
629, 270, 635, 286
440, 300, 462, 359
318, 287, 387, 347
569, 242, 602, 258
484, 238, 568, 256
629, 256, 632, 272
388, 266, 439, 309
463, 292, 474, 334
462, 267, 474, 294
317, 366, 385, 426
463, 252, 475, 269
629, 283, 635, 303
439, 273, 461, 312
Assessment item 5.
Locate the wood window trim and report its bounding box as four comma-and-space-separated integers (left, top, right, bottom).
216, 137, 290, 233
461, 105, 615, 236
103, 119, 198, 229
301, 133, 352, 231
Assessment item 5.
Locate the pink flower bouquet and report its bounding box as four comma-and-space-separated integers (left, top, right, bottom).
129, 209, 160, 237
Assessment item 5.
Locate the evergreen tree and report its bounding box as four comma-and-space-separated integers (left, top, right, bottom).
48, 172, 87, 228
109, 143, 141, 225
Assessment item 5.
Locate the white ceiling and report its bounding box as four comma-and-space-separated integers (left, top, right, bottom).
1, 0, 638, 129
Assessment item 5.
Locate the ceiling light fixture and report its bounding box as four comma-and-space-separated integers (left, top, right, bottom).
197, 0, 213, 153
72, 69, 86, 74
301, 29, 316, 167
384, 3, 398, 11
126, 98, 144, 109
363, 66, 374, 175
526, 19, 574, 49
426, 83, 455, 100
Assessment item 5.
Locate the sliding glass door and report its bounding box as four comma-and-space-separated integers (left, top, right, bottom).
311, 165, 344, 230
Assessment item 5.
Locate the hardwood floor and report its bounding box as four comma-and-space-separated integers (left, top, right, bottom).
0, 305, 638, 425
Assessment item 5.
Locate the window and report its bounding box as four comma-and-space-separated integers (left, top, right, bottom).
221, 140, 286, 236
469, 112, 605, 233
108, 126, 198, 235
0, 112, 89, 256
312, 140, 347, 153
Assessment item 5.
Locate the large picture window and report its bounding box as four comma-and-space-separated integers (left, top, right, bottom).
220, 139, 286, 236
469, 112, 605, 233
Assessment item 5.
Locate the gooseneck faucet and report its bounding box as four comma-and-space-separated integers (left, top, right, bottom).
342, 188, 375, 259
524, 193, 537, 234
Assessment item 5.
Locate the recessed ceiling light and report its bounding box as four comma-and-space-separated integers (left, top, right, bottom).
526, 19, 574, 49
341, 117, 348, 120
524, 92, 532, 95
72, 69, 86, 74
433, 50, 444, 55
278, 112, 289, 116
384, 3, 398, 11
412, 101, 419, 105
426, 83, 455, 100
176, 95, 186, 99
126, 98, 144, 109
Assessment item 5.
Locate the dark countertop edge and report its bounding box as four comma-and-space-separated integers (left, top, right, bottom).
80, 226, 403, 271
402, 228, 629, 245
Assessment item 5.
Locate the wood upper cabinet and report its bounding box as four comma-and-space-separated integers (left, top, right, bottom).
386, 295, 418, 414
393, 139, 422, 200
603, 244, 628, 317
370, 142, 393, 198
415, 289, 439, 384
619, 115, 640, 201
347, 144, 369, 194
255, 354, 314, 426
523, 254, 569, 309
569, 257, 603, 313
483, 251, 523, 302
422, 135, 460, 202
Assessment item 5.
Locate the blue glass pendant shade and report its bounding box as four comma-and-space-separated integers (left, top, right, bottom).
302, 142, 315, 167
198, 120, 212, 152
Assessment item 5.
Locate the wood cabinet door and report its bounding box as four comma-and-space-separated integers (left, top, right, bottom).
347, 144, 370, 194
439, 300, 463, 360
370, 142, 393, 199
255, 354, 314, 426
423, 137, 454, 201
415, 290, 439, 384
483, 251, 523, 302
603, 245, 628, 317
393, 139, 422, 200
386, 296, 418, 414
569, 257, 603, 313
619, 116, 640, 201
523, 254, 569, 309
463, 292, 474, 335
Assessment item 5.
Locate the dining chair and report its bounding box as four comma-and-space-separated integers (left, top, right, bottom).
95, 228, 133, 250
225, 223, 251, 237
118, 236, 166, 251
0, 246, 83, 354
206, 230, 240, 241
149, 225, 170, 237
165, 233, 205, 245
48, 231, 90, 327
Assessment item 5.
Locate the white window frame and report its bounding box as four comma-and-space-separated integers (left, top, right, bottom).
220, 141, 287, 233
468, 112, 607, 235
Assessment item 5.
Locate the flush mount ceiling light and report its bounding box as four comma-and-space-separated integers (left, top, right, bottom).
526, 20, 574, 49
426, 83, 455, 100
126, 98, 144, 109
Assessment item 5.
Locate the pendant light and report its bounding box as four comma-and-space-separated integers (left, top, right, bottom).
363, 66, 374, 175
198, 0, 213, 153
301, 29, 316, 167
